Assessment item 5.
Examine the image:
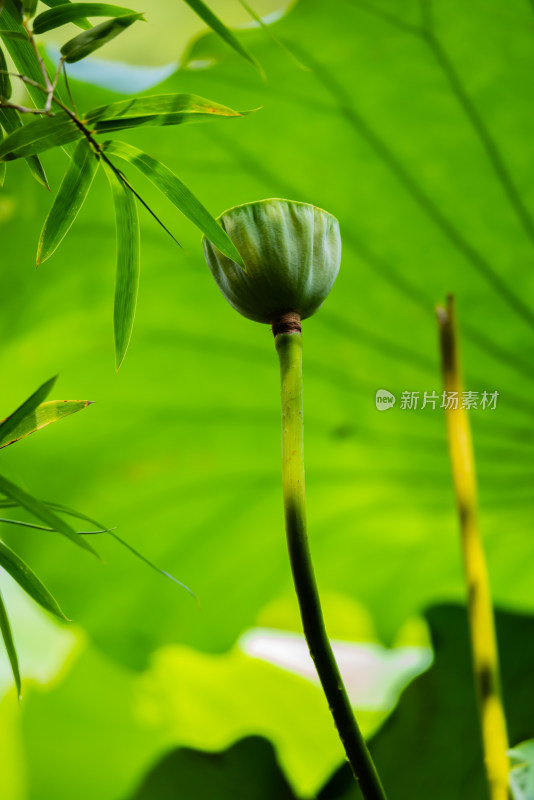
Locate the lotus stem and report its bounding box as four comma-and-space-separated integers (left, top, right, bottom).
274, 315, 387, 800
437, 295, 509, 800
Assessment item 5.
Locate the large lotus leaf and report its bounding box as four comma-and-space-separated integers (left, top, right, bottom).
117, 605, 534, 800
0, 1, 534, 795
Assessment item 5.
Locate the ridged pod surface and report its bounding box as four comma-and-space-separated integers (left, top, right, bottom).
202, 198, 341, 324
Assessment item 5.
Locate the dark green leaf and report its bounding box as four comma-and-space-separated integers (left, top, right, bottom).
0, 29, 27, 40
103, 163, 140, 370
22, 0, 38, 19
131, 737, 296, 800
0, 399, 93, 449
60, 12, 144, 63
0, 111, 81, 160
0, 375, 57, 445
39, 0, 91, 29
85, 93, 248, 133
181, 0, 261, 73
0, 107, 49, 188
0, 43, 12, 98
33, 3, 135, 34
0, 1, 47, 109
103, 140, 244, 266
37, 138, 99, 264
0, 537, 68, 619
0, 474, 98, 557
0, 588, 21, 699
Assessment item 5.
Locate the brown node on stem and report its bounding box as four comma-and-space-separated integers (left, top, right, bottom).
272, 311, 301, 337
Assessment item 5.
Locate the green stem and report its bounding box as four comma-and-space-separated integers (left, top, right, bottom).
275, 329, 387, 800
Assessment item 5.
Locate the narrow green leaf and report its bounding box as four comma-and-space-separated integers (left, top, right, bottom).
85, 93, 248, 133
44, 501, 197, 598
103, 162, 140, 370
0, 1, 47, 109
0, 44, 12, 98
22, 0, 38, 19
0, 129, 5, 187
0, 108, 49, 188
0, 375, 57, 445
103, 140, 244, 266
181, 0, 261, 73
39, 0, 92, 29
37, 138, 99, 264
6, 1, 23, 23
60, 12, 143, 62
0, 474, 99, 557
0, 29, 28, 40
0, 538, 68, 619
0, 517, 109, 533
0, 589, 21, 699
0, 399, 93, 449
0, 111, 81, 161
33, 3, 135, 34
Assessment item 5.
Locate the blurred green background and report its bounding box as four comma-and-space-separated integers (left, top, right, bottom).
1, 0, 534, 797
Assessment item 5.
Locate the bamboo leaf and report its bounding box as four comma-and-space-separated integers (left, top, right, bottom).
103, 140, 244, 266
0, 108, 49, 188
0, 538, 68, 619
0, 111, 81, 161
181, 0, 261, 74
60, 12, 144, 63
0, 43, 12, 98
0, 29, 27, 40
0, 1, 47, 109
0, 375, 57, 445
0, 129, 5, 187
0, 589, 21, 699
0, 400, 93, 450
0, 474, 99, 557
85, 93, 248, 133
0, 517, 109, 533
44, 501, 196, 598
33, 3, 135, 34
22, 0, 38, 19
103, 162, 140, 370
37, 138, 99, 264
39, 0, 91, 29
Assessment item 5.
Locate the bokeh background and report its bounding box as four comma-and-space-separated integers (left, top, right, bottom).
1, 0, 534, 797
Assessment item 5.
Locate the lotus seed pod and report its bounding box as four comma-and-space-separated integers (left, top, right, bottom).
202, 198, 341, 324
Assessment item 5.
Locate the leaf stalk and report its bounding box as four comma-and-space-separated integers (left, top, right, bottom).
274, 321, 387, 800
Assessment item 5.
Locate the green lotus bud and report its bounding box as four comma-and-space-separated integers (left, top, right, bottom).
202, 198, 341, 326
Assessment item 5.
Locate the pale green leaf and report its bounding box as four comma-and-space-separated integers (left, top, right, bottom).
0, 375, 57, 445
0, 399, 93, 450
85, 93, 248, 133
